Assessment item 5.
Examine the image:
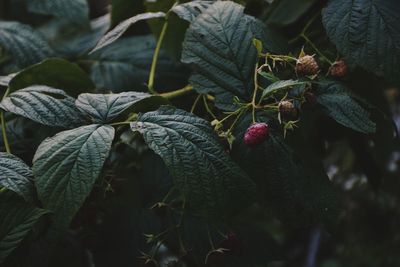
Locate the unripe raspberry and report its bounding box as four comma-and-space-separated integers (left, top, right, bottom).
329, 59, 348, 77
278, 100, 298, 120
244, 123, 269, 147
296, 55, 319, 75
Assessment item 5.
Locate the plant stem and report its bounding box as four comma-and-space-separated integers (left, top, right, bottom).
251, 61, 260, 123
190, 94, 202, 113
147, 18, 169, 94
160, 85, 194, 99
202, 95, 216, 119
301, 34, 333, 65
1, 87, 11, 153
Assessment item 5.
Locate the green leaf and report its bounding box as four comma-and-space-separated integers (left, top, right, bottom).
33, 124, 115, 228
0, 22, 54, 68
131, 106, 256, 218
316, 81, 376, 133
266, 0, 318, 26
262, 79, 307, 99
0, 153, 34, 202
89, 35, 188, 92
75, 92, 168, 123
91, 12, 166, 53
8, 58, 95, 97
171, 1, 214, 22
0, 86, 86, 128
232, 113, 338, 225
27, 0, 89, 25
0, 192, 49, 264
322, 0, 400, 83
181, 1, 272, 110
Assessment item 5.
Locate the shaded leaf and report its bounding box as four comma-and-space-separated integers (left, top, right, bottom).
91, 12, 165, 53
131, 106, 256, 218
262, 79, 307, 99
0, 153, 34, 202
0, 86, 86, 128
316, 81, 376, 133
27, 0, 89, 25
76, 92, 168, 123
8, 58, 95, 97
0, 192, 48, 263
33, 124, 115, 228
322, 0, 400, 83
266, 0, 318, 26
89, 35, 188, 92
0, 22, 54, 68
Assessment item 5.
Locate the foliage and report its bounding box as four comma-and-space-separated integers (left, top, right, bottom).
0, 0, 399, 266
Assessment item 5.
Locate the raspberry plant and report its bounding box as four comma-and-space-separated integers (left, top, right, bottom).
0, 0, 399, 266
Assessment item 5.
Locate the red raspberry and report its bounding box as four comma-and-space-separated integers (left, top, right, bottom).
244, 123, 269, 147
329, 59, 348, 77
296, 55, 319, 75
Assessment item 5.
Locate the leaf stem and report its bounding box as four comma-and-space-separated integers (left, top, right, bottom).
190, 94, 202, 113
251, 61, 260, 123
301, 34, 333, 65
1, 87, 11, 153
160, 85, 194, 99
202, 95, 216, 119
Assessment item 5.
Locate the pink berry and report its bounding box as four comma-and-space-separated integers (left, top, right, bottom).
244, 123, 269, 147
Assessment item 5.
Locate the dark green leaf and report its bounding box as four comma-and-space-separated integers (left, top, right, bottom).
262, 79, 307, 99
111, 0, 144, 27
316, 81, 376, 133
131, 106, 256, 218
33, 124, 115, 228
322, 0, 400, 83
27, 0, 89, 25
8, 58, 95, 97
0, 192, 48, 263
75, 92, 168, 123
181, 1, 273, 109
0, 153, 34, 202
0, 86, 86, 128
266, 0, 318, 26
89, 36, 188, 92
91, 12, 165, 53
171, 1, 214, 22
0, 22, 54, 68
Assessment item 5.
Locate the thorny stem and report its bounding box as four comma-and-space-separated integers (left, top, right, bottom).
251, 61, 260, 123
1, 87, 11, 153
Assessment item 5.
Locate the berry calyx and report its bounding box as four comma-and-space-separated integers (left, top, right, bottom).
278, 100, 298, 121
329, 59, 348, 77
296, 55, 319, 75
244, 123, 269, 147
